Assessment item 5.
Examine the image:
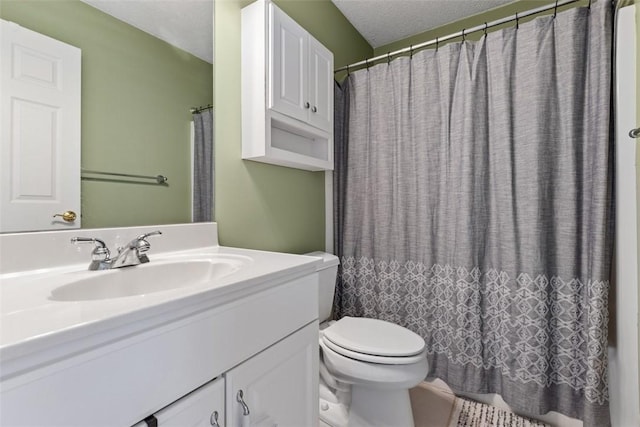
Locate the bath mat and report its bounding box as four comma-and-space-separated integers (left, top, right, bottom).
447, 397, 551, 427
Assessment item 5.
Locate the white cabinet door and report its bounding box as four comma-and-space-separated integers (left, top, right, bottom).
308, 37, 333, 133
0, 19, 81, 232
269, 4, 308, 123
226, 322, 319, 427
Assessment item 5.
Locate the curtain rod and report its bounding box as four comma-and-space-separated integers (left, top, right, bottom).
335, 0, 585, 73
190, 104, 212, 114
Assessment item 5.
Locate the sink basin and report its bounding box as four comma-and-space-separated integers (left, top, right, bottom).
50, 257, 245, 301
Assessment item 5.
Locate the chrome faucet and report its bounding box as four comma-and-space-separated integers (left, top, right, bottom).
110, 231, 162, 269
70, 237, 112, 270
70, 231, 162, 270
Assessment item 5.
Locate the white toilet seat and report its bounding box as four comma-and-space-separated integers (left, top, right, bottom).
322, 336, 427, 365
322, 316, 425, 359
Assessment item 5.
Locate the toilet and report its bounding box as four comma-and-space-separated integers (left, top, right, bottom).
306, 252, 429, 427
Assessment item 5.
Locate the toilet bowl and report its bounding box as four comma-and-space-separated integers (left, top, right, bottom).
306, 252, 429, 427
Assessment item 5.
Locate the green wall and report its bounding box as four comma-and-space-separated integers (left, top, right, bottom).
1, 0, 213, 228
214, 0, 371, 253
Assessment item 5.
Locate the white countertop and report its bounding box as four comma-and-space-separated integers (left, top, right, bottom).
0, 223, 321, 380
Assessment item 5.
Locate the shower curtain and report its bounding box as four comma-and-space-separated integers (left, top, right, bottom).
192, 108, 214, 222
334, 2, 614, 426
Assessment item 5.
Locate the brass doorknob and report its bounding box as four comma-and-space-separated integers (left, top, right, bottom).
53, 211, 77, 222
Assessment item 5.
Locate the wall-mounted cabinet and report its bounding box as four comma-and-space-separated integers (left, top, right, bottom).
242, 0, 334, 171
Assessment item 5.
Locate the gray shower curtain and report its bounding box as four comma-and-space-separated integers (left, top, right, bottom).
334, 2, 614, 426
192, 108, 214, 222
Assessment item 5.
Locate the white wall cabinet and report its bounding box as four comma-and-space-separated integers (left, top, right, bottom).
242, 0, 334, 171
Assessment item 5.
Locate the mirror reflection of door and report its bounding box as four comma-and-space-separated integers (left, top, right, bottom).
0, 19, 81, 232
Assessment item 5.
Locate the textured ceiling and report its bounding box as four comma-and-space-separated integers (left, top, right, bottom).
80, 0, 213, 64
79, 1, 517, 64
331, 0, 515, 48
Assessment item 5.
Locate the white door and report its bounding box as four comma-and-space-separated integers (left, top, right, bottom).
0, 19, 81, 232
308, 36, 333, 133
269, 3, 308, 123
225, 322, 319, 427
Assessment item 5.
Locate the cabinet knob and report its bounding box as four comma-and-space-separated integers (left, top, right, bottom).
311, 106, 317, 113
210, 410, 220, 426
236, 389, 250, 416
304, 102, 310, 109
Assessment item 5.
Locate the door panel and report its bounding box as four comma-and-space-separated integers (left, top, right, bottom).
269, 4, 308, 122
225, 322, 318, 427
308, 37, 333, 132
1, 19, 81, 232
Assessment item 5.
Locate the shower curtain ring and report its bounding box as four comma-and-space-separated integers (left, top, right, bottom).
484, 22, 488, 37
409, 45, 414, 58
554, 0, 559, 18
435, 37, 439, 51
462, 28, 466, 42
387, 51, 391, 65
515, 12, 519, 29
346, 64, 350, 76
365, 58, 370, 70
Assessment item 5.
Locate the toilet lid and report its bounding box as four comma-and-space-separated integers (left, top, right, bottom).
323, 317, 425, 358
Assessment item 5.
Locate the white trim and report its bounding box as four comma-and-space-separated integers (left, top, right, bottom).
609, 5, 640, 426
325, 171, 333, 253
190, 120, 195, 223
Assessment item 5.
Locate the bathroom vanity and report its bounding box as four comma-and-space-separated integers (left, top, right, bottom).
0, 223, 320, 426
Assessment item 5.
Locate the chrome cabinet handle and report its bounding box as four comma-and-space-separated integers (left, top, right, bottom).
210, 410, 220, 426
236, 389, 250, 416
311, 106, 317, 113
304, 102, 310, 109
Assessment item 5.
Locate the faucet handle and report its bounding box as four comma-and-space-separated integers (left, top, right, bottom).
70, 237, 111, 262
135, 231, 162, 254
139, 230, 162, 239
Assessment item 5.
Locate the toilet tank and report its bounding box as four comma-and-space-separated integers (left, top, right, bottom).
305, 251, 339, 323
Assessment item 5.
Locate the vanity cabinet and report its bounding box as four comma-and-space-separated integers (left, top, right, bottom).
242, 0, 334, 171
0, 272, 319, 427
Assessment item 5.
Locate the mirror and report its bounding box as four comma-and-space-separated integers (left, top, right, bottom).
0, 0, 213, 231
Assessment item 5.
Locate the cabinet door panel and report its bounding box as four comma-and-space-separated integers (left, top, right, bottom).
308, 37, 333, 132
269, 4, 308, 122
226, 322, 319, 427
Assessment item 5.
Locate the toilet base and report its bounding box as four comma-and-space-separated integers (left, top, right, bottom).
348, 387, 414, 427
320, 386, 415, 427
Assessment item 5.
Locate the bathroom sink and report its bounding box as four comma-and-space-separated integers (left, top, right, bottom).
50, 258, 244, 301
